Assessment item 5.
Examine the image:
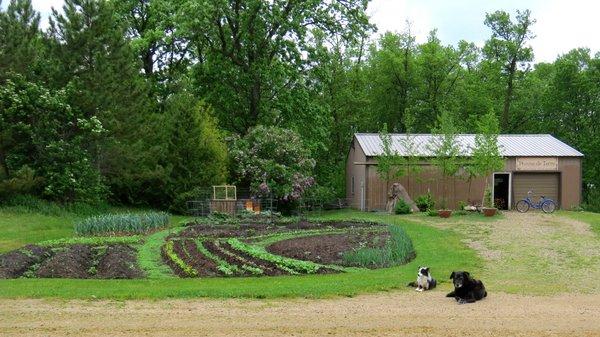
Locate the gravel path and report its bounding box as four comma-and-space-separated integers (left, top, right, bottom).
411, 211, 600, 294
1, 291, 599, 337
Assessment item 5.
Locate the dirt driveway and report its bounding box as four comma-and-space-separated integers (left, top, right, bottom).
1, 291, 600, 337
411, 211, 600, 295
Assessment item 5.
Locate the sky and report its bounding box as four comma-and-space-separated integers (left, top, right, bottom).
11, 0, 600, 63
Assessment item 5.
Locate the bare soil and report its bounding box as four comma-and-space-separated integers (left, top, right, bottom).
95, 245, 144, 279
0, 245, 52, 278
267, 231, 389, 265
177, 221, 383, 239
2, 291, 599, 337
35, 244, 92, 279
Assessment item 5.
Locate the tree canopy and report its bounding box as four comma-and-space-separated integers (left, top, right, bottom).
0, 1, 598, 212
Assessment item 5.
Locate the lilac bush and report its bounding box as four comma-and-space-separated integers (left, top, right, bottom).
230, 126, 316, 201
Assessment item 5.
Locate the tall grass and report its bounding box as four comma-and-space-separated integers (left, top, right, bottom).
74, 212, 169, 236
342, 225, 415, 268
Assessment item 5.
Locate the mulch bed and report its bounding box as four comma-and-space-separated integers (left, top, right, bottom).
0, 245, 53, 278
266, 231, 390, 266
96, 245, 144, 279
178, 221, 383, 240
36, 244, 93, 278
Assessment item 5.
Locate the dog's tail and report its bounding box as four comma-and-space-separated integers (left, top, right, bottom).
407, 281, 418, 287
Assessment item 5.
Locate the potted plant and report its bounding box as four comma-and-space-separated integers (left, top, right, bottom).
428, 111, 461, 218
471, 110, 504, 217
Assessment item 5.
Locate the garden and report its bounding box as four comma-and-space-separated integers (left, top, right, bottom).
0, 211, 415, 281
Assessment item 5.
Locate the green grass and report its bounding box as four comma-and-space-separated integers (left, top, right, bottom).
0, 209, 481, 299
0, 211, 79, 253
559, 210, 600, 235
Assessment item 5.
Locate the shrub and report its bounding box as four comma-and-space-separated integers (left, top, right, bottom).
394, 199, 412, 214
415, 193, 435, 212
427, 209, 438, 217
229, 126, 316, 203
74, 212, 169, 236
457, 200, 467, 211
342, 225, 415, 268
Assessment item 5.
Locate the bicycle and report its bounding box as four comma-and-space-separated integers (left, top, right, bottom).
515, 191, 557, 213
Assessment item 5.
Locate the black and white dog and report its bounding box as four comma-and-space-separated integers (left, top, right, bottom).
407, 266, 437, 291
446, 271, 487, 304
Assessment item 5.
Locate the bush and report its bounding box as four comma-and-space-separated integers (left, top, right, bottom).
394, 199, 412, 214
229, 126, 316, 202
457, 200, 467, 211
74, 212, 169, 236
1, 195, 110, 216
415, 193, 435, 212
427, 209, 438, 217
342, 225, 415, 268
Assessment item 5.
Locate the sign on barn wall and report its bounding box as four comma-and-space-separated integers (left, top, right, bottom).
515, 157, 559, 171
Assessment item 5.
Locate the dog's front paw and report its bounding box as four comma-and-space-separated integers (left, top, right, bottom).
457, 298, 467, 305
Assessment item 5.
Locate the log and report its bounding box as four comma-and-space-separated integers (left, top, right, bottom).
385, 183, 419, 213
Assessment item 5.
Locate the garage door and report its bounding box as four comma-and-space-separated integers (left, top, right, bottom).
513, 173, 560, 206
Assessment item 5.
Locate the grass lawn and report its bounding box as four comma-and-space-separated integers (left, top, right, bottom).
559, 210, 600, 235
0, 209, 481, 299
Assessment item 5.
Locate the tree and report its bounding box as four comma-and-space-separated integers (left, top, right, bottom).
376, 123, 405, 195
0, 0, 44, 80
166, 95, 228, 213
483, 9, 535, 131
0, 75, 107, 203
179, 0, 373, 134
428, 110, 461, 209
230, 126, 316, 202
471, 110, 504, 207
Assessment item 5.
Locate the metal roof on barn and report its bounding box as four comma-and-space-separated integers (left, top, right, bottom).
354, 133, 584, 157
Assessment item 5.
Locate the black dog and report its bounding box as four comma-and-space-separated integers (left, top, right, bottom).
446, 271, 487, 304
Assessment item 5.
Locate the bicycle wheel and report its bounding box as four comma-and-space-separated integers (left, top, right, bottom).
516, 200, 530, 213
542, 200, 556, 213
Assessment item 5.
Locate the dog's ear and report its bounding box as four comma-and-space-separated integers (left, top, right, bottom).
449, 271, 455, 279
425, 267, 430, 272
464, 271, 471, 279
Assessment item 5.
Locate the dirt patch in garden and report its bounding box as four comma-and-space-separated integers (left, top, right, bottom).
2, 291, 599, 337
267, 231, 389, 265
36, 244, 93, 279
96, 245, 144, 279
0, 245, 53, 278
178, 221, 384, 240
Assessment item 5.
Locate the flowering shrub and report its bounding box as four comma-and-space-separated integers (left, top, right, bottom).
230, 126, 316, 202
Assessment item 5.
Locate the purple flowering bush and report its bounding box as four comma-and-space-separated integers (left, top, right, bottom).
230, 126, 316, 203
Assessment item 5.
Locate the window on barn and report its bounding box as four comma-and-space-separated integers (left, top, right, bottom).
351, 176, 355, 195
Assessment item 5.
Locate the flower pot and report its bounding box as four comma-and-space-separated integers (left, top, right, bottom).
438, 209, 452, 218
482, 207, 497, 217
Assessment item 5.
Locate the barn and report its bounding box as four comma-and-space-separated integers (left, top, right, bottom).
346, 134, 584, 211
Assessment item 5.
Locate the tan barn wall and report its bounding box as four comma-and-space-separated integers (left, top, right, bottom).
365, 163, 487, 211
558, 157, 582, 209
345, 138, 367, 209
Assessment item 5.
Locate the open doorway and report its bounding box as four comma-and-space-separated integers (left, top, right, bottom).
493, 173, 510, 210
